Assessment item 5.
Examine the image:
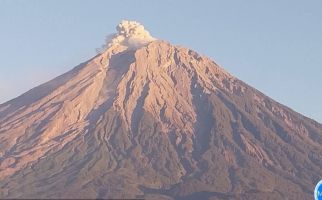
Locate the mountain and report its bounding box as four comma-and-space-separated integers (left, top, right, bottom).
0, 20, 321, 200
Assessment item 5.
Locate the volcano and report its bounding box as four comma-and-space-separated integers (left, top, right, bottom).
0, 21, 321, 200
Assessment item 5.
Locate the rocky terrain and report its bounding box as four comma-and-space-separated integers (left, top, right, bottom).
0, 21, 321, 199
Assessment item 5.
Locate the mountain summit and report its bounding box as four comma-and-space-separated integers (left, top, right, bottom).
0, 21, 321, 200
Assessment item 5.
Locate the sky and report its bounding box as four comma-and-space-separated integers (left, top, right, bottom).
0, 0, 321, 122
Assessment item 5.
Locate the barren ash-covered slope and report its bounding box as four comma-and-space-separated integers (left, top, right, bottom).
0, 21, 322, 200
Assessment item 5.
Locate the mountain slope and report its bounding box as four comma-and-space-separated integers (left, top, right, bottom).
0, 21, 321, 200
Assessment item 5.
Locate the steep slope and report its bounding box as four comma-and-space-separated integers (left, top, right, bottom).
0, 21, 322, 200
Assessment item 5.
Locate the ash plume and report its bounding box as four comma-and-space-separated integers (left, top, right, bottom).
97, 20, 156, 53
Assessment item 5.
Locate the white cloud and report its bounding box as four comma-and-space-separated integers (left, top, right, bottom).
98, 20, 156, 52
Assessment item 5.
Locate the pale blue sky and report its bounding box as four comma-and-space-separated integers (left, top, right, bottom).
0, 0, 321, 122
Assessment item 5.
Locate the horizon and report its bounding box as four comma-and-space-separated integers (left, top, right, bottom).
0, 0, 321, 122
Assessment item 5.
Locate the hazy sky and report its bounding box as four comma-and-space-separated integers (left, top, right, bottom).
0, 0, 321, 122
